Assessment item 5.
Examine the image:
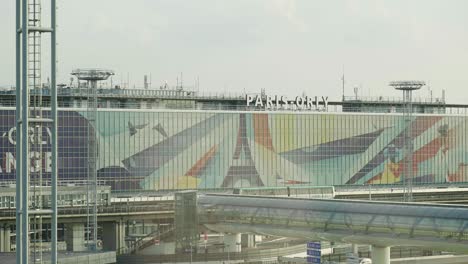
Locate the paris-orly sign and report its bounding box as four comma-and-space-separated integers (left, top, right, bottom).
246, 94, 329, 110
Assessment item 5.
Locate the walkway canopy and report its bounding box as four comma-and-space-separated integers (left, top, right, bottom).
198, 194, 468, 252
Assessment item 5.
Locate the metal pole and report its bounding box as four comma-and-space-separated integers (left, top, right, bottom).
21, 0, 30, 263
15, 0, 23, 263
51, 0, 58, 261
190, 242, 193, 264
404, 90, 414, 202
408, 91, 413, 202
368, 184, 372, 201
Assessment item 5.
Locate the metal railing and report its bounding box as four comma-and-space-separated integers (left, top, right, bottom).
0, 201, 174, 218
343, 95, 445, 104
120, 226, 175, 255
0, 179, 109, 188
117, 243, 307, 263
198, 194, 468, 253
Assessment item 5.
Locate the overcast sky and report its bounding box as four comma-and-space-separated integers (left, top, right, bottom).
1, 0, 468, 102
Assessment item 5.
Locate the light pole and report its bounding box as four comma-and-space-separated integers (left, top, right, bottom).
389, 81, 425, 202
368, 183, 372, 201
221, 243, 230, 264
189, 242, 193, 264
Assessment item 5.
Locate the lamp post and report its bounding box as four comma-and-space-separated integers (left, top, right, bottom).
220, 243, 230, 264
189, 242, 193, 264
389, 81, 425, 202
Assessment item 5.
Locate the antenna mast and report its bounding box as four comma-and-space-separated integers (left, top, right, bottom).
342, 65, 345, 100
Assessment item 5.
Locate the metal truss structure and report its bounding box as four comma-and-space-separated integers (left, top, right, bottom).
16, 0, 58, 263
199, 194, 468, 253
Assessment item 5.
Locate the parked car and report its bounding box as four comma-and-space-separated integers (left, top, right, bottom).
360, 258, 372, 264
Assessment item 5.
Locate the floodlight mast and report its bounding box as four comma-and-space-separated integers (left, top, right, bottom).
71, 68, 114, 251
389, 81, 425, 202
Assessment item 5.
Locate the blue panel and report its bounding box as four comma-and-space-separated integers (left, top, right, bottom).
307, 242, 321, 249
307, 249, 321, 256
307, 256, 321, 263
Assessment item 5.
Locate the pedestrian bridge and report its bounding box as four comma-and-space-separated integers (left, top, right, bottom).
198, 194, 468, 254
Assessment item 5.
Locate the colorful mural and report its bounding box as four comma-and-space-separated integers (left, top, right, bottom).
92, 110, 468, 190
1, 108, 467, 191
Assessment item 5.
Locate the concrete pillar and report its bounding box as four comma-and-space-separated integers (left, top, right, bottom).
3, 227, 11, 252
351, 243, 359, 255
241, 234, 256, 248
224, 233, 241, 253
102, 221, 125, 253
255, 235, 263, 243
65, 223, 86, 252
0, 226, 10, 252
372, 245, 390, 264
0, 227, 4, 252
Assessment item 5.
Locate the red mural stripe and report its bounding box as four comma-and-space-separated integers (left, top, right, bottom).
185, 145, 218, 177
253, 113, 274, 151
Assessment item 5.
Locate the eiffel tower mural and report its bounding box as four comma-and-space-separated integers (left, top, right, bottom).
221, 114, 264, 188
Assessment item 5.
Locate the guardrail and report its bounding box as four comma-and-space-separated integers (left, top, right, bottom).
119, 227, 175, 255
0, 201, 174, 218
117, 243, 307, 263
343, 95, 445, 104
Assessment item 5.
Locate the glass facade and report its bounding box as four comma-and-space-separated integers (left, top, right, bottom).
0, 107, 467, 191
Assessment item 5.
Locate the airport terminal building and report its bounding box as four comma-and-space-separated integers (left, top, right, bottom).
0, 86, 467, 192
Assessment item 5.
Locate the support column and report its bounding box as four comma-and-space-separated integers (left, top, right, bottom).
3, 227, 11, 252
241, 234, 256, 248
0, 226, 11, 252
351, 244, 359, 255
119, 221, 125, 252
224, 233, 241, 253
102, 221, 125, 253
372, 246, 390, 264
0, 227, 4, 252
65, 223, 86, 252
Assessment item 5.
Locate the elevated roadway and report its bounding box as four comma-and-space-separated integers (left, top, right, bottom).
0, 201, 174, 224
0, 199, 174, 255
198, 194, 468, 263
335, 185, 468, 204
